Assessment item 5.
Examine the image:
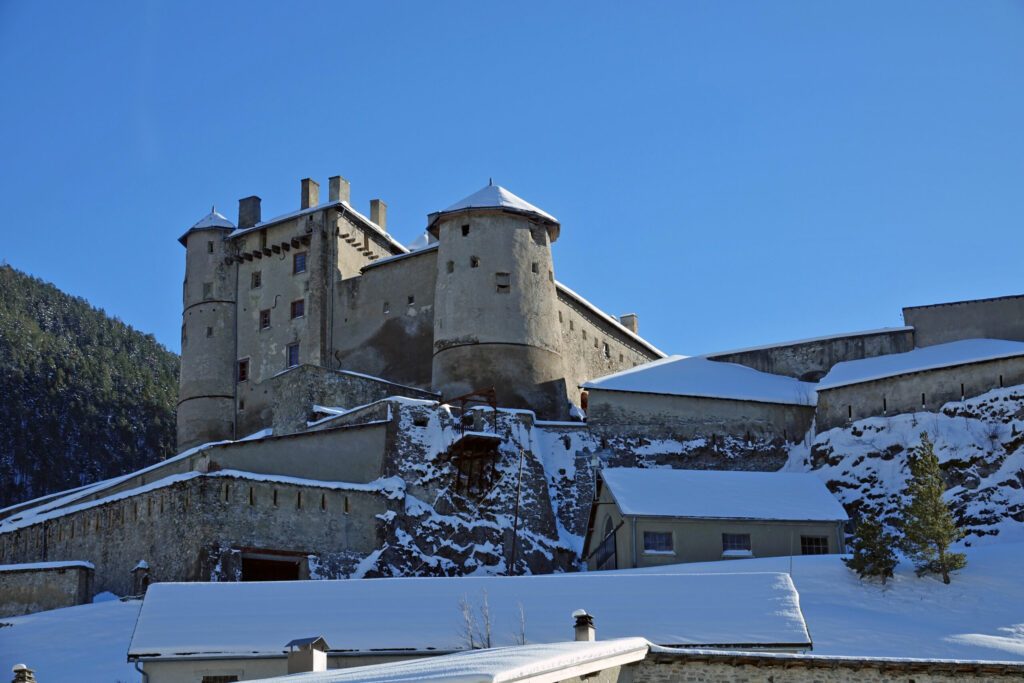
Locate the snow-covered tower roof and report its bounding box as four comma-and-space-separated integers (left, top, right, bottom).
178, 207, 236, 246
427, 184, 560, 241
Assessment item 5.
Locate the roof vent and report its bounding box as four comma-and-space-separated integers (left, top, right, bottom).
572, 609, 595, 642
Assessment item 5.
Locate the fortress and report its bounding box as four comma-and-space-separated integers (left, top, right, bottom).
3, 173, 1024, 627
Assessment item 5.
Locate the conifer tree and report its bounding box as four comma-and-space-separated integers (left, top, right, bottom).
900, 433, 967, 584
843, 514, 898, 584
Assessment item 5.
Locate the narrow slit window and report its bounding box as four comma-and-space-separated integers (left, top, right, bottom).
446, 260, 454, 274
321, 494, 326, 511
297, 491, 302, 509
207, 241, 214, 254
248, 487, 254, 506
847, 405, 852, 419
531, 262, 539, 274
383, 301, 390, 314
272, 490, 278, 507
921, 392, 926, 407
206, 326, 213, 337
202, 282, 213, 300
883, 396, 887, 413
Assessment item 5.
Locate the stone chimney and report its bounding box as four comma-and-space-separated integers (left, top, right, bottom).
620, 313, 639, 334
370, 199, 387, 231
286, 636, 329, 674
11, 664, 36, 683
573, 609, 595, 642
238, 196, 262, 229
301, 178, 320, 210
329, 175, 350, 203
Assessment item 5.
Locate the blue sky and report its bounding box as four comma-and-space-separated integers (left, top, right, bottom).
1, 1, 1022, 356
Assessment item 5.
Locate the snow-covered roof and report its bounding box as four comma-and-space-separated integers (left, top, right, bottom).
427, 185, 559, 237
600, 468, 848, 522
817, 339, 1024, 391
127, 572, 810, 658
582, 356, 817, 406
707, 327, 914, 359
249, 639, 651, 683
177, 207, 236, 245
0, 560, 94, 573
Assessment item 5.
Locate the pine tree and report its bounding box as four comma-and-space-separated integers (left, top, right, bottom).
900, 433, 967, 584
843, 514, 898, 584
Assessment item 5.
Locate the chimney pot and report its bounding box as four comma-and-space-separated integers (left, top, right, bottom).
238, 196, 262, 229
329, 176, 351, 203
370, 199, 387, 232
572, 609, 596, 642
620, 313, 639, 334
301, 178, 320, 210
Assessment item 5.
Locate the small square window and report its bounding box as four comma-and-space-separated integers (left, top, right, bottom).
207, 241, 214, 254
800, 536, 829, 555
643, 531, 673, 553
446, 260, 454, 274
291, 299, 305, 319
293, 252, 307, 274
495, 272, 510, 294
471, 256, 480, 268
251, 271, 262, 289
531, 262, 539, 274
461, 224, 470, 236
407, 295, 415, 305
202, 282, 213, 300
722, 533, 751, 552
237, 359, 249, 383
286, 342, 300, 368
259, 309, 271, 329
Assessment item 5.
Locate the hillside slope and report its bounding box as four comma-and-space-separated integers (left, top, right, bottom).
0, 265, 178, 507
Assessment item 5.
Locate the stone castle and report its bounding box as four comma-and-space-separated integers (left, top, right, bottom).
3, 173, 1024, 615
177, 175, 662, 451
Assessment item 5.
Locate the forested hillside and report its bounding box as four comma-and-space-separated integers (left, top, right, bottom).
0, 265, 178, 507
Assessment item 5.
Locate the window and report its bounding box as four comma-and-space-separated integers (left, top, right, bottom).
407, 295, 415, 305
291, 299, 305, 319
603, 342, 610, 358
558, 311, 563, 323
259, 309, 271, 329
447, 260, 454, 274
237, 358, 249, 383
461, 224, 470, 236
595, 517, 617, 571
293, 251, 307, 274
643, 531, 673, 554
470, 256, 480, 268
251, 271, 262, 289
202, 282, 213, 300
383, 301, 390, 314
287, 342, 300, 368
801, 536, 830, 555
206, 326, 213, 338
531, 262, 539, 274
207, 240, 214, 254
721, 533, 751, 554
495, 272, 510, 294
260, 230, 268, 250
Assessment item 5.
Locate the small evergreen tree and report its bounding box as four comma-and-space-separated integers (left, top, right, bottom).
843, 514, 898, 584
900, 433, 967, 584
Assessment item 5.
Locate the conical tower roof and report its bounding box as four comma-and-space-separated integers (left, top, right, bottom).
178, 206, 236, 246
427, 184, 559, 240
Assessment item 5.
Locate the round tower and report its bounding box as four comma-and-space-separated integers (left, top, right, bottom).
429, 184, 568, 418
176, 207, 237, 451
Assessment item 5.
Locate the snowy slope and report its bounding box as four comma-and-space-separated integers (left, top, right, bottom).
628, 541, 1024, 661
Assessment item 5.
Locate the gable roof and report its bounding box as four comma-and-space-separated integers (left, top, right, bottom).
582, 356, 817, 406
127, 572, 810, 659
817, 338, 1024, 390
600, 468, 848, 522
249, 639, 651, 683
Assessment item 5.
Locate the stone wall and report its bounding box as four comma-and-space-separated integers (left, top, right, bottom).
631, 651, 1024, 682
904, 294, 1024, 347
816, 356, 1024, 431
586, 389, 815, 443
708, 328, 915, 382
0, 473, 390, 595
0, 561, 93, 616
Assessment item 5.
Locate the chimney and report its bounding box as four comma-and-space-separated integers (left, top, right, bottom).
301, 178, 320, 210
370, 199, 387, 231
11, 664, 36, 683
286, 636, 329, 674
572, 609, 595, 642
620, 313, 639, 334
238, 196, 262, 229
329, 175, 350, 203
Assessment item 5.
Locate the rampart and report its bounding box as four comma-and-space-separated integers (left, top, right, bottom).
0, 561, 93, 616
904, 294, 1024, 347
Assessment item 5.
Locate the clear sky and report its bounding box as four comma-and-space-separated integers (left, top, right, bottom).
1, 1, 1022, 356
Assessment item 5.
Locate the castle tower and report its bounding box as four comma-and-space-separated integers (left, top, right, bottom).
176, 207, 238, 451
429, 185, 568, 418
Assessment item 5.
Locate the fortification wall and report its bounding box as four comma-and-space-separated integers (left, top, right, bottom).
904, 294, 1024, 347
708, 328, 915, 382
0, 474, 388, 595
632, 651, 1024, 682
0, 562, 93, 616
816, 356, 1024, 431
557, 289, 661, 403
586, 389, 815, 443
333, 249, 438, 390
